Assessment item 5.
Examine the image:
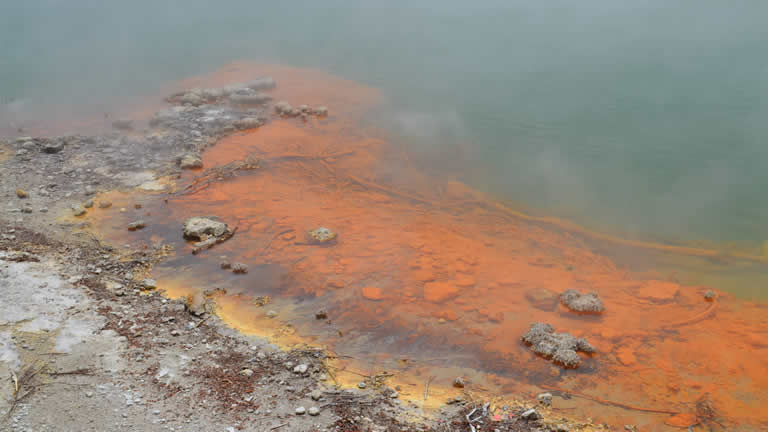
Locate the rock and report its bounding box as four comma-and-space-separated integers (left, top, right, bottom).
16, 188, 28, 198
310, 390, 322, 401
390, 391, 399, 399
560, 289, 605, 314
537, 392, 553, 406
112, 119, 134, 130
298, 105, 309, 113
83, 199, 94, 208
266, 310, 278, 318
72, 205, 87, 216
98, 201, 112, 209
185, 292, 211, 316
453, 377, 465, 388
42, 140, 64, 154
233, 117, 264, 130
170, 329, 180, 336
179, 153, 203, 169
142, 279, 157, 290
220, 261, 232, 269
239, 368, 254, 377
525, 288, 559, 311
293, 364, 309, 374
313, 106, 329, 117
275, 101, 293, 115
228, 92, 271, 105
307, 227, 337, 244
358, 382, 367, 389
295, 406, 306, 415
85, 391, 94, 398
127, 221, 146, 231
704, 290, 716, 301
232, 262, 248, 274
183, 217, 229, 240
308, 406, 320, 416
521, 323, 596, 368
521, 408, 540, 420
315, 310, 328, 320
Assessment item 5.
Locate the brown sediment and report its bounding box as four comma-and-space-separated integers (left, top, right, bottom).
84, 62, 768, 431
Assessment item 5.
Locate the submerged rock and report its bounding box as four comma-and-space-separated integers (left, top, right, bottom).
182, 217, 228, 240
307, 227, 337, 244
179, 153, 203, 169
560, 289, 605, 314
521, 322, 596, 368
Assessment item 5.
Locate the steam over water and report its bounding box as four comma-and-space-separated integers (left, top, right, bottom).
4, 1, 768, 251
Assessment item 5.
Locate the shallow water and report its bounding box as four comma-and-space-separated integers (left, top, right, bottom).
78, 64, 768, 431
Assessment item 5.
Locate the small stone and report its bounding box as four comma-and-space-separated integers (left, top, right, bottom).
275, 101, 293, 115
295, 406, 306, 415
266, 310, 278, 318
170, 329, 180, 336
72, 205, 87, 216
453, 377, 465, 388
83, 199, 94, 208
39, 207, 48, 213
85, 391, 94, 398
537, 392, 553, 406
357, 382, 367, 389
142, 279, 157, 290
308, 406, 320, 416
220, 261, 231, 269
21, 207, 32, 214
310, 390, 322, 401
127, 221, 146, 231
98, 201, 112, 209
315, 310, 328, 320
239, 368, 254, 377
232, 262, 248, 274
313, 106, 329, 117
16, 189, 28, 198
704, 290, 716, 301
560, 289, 605, 314
521, 408, 540, 420
390, 391, 399, 399
293, 364, 309, 374
179, 153, 203, 170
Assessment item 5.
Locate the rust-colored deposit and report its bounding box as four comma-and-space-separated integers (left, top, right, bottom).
87, 63, 768, 431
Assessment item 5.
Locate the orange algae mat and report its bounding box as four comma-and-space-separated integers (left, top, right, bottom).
87, 63, 768, 431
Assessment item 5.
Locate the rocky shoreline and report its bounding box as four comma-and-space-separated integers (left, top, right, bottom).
0, 76, 598, 432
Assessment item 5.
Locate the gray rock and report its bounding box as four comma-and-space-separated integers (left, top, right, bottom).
142, 279, 157, 290
42, 139, 64, 154
295, 406, 306, 415
313, 106, 329, 117
357, 382, 367, 389
521, 323, 596, 368
453, 377, 465, 388
310, 390, 322, 401
83, 199, 94, 208
521, 408, 540, 420
183, 217, 228, 240
72, 205, 87, 217
537, 392, 553, 406
308, 406, 320, 416
232, 262, 248, 274
127, 220, 146, 231
293, 364, 309, 374
179, 153, 203, 169
560, 289, 605, 313
239, 368, 254, 377
233, 117, 264, 130
275, 101, 293, 115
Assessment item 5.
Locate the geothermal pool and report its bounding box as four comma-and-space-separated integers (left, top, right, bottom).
77, 64, 768, 431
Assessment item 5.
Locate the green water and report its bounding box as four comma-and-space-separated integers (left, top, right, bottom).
3, 0, 768, 247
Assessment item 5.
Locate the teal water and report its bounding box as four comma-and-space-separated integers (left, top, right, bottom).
3, 0, 768, 247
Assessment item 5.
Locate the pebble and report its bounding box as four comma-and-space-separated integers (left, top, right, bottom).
72, 205, 87, 216
453, 377, 465, 388
357, 382, 367, 389
310, 390, 322, 401
170, 329, 180, 337
85, 391, 94, 398
704, 290, 716, 301
127, 221, 146, 231
308, 406, 320, 416
83, 199, 94, 208
142, 279, 157, 290
537, 392, 553, 406
293, 364, 309, 374
239, 369, 254, 377
220, 261, 231, 269
266, 310, 278, 318
232, 262, 248, 274
99, 201, 112, 209
16, 188, 28, 198
295, 406, 306, 415
521, 408, 540, 420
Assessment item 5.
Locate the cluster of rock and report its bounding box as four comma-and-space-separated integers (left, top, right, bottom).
521, 322, 597, 368
274, 101, 328, 119
165, 77, 276, 107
